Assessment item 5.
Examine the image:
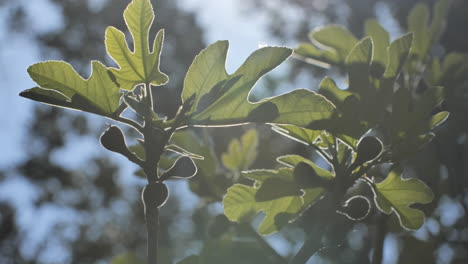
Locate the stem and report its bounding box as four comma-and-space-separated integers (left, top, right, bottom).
145, 82, 154, 111
115, 116, 144, 134
140, 82, 193, 264
145, 204, 159, 264
371, 215, 387, 264
142, 82, 161, 264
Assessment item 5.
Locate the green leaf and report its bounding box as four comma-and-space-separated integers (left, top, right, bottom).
384, 33, 413, 79
182, 41, 230, 113
223, 183, 303, 235
430, 0, 451, 42
242, 167, 301, 184
221, 129, 258, 171
182, 41, 335, 127
271, 124, 322, 146
276, 155, 334, 180
372, 167, 434, 230
225, 167, 327, 234
346, 37, 373, 93
430, 111, 449, 128
310, 25, 358, 63
105, 0, 168, 90
318, 77, 354, 107
293, 43, 337, 68
255, 177, 303, 201
407, 3, 431, 60
294, 25, 358, 67
364, 19, 390, 72
430, 0, 452, 42
24, 61, 121, 116
20, 87, 91, 114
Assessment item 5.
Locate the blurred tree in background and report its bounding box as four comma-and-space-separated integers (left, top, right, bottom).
242, 0, 468, 263
0, 0, 206, 263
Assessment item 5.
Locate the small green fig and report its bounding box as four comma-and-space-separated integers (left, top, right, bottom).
100, 125, 131, 156
354, 136, 383, 165
142, 182, 169, 209
159, 156, 197, 181
337, 195, 371, 220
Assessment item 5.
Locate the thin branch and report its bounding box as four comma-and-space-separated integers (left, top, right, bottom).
114, 116, 144, 134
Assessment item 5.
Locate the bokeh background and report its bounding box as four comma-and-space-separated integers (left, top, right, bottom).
1, 0, 468, 263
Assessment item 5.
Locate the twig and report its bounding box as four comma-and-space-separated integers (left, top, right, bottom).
114, 116, 144, 134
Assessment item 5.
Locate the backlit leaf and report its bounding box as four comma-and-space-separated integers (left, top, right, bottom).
371, 167, 434, 230
223, 183, 303, 235
105, 0, 168, 90
224, 167, 327, 234
221, 129, 258, 171
271, 124, 322, 146
24, 61, 121, 116
182, 41, 335, 127
384, 33, 413, 79
364, 19, 389, 72
310, 25, 358, 63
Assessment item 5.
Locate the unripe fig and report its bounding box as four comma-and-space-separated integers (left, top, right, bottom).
337, 195, 371, 220
100, 125, 131, 156
142, 182, 169, 209
354, 136, 383, 165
